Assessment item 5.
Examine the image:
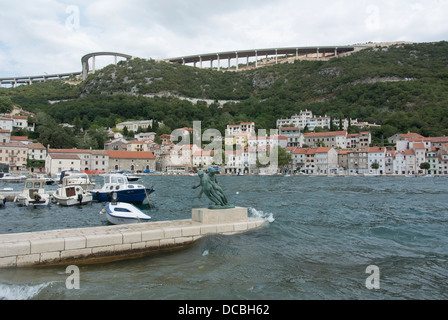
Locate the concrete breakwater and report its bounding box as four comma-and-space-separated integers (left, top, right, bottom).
0, 207, 267, 268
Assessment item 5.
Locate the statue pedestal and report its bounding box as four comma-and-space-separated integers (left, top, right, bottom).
192, 207, 248, 224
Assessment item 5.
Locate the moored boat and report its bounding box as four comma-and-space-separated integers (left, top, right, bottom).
52, 177, 93, 206
58, 171, 96, 191
104, 201, 152, 225
14, 178, 51, 207
0, 172, 27, 183
89, 174, 154, 204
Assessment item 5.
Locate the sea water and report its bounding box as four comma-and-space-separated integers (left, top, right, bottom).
0, 175, 447, 300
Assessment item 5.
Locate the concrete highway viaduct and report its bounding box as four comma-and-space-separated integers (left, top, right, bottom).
1, 46, 356, 87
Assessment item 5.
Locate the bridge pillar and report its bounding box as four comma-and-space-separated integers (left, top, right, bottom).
92, 56, 96, 74
296, 48, 298, 60
115, 55, 118, 65
335, 48, 338, 57
82, 61, 88, 80
210, 58, 213, 69
217, 54, 220, 71
317, 48, 320, 59
255, 50, 258, 68
199, 56, 202, 68
275, 49, 278, 64
235, 52, 239, 71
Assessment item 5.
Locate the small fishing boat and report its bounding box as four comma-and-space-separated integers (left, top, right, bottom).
103, 194, 152, 225
52, 176, 93, 207
90, 174, 154, 204
15, 178, 51, 207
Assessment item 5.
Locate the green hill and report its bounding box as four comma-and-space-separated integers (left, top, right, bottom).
1, 41, 448, 149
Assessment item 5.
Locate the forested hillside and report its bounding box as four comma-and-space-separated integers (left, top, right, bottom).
1, 41, 448, 149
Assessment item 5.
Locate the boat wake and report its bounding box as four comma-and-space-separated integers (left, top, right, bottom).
0, 282, 54, 300
249, 207, 275, 223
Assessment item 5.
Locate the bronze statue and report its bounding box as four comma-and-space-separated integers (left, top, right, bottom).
192, 170, 234, 209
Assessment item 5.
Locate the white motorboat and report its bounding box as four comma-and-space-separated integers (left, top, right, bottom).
0, 172, 27, 183
58, 171, 96, 191
15, 178, 51, 207
104, 200, 152, 225
52, 176, 93, 207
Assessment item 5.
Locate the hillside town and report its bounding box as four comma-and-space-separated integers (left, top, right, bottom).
1, 107, 448, 177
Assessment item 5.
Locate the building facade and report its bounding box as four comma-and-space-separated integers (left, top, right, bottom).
106, 150, 156, 172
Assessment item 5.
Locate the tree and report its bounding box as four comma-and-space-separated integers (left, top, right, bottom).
420, 162, 430, 174
0, 96, 14, 113
277, 146, 292, 169
123, 126, 129, 137
371, 162, 380, 174
73, 116, 82, 135
36, 112, 76, 149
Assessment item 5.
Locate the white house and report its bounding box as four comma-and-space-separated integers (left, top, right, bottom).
224, 150, 244, 174
367, 147, 386, 175
393, 152, 406, 175
279, 127, 303, 147
404, 150, 417, 175
28, 143, 47, 161
226, 122, 256, 137
247, 135, 288, 149
0, 117, 13, 132
192, 150, 216, 169
116, 120, 153, 132
0, 129, 11, 143
45, 154, 81, 176
304, 131, 347, 149
412, 143, 426, 173
315, 147, 339, 175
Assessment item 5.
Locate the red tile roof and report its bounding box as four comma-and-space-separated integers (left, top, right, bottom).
107, 150, 155, 159
10, 136, 28, 141
429, 136, 448, 143
48, 148, 92, 154
413, 143, 425, 149
315, 147, 333, 153
304, 131, 347, 137
368, 147, 386, 153
400, 133, 424, 139
292, 148, 309, 154
49, 154, 80, 160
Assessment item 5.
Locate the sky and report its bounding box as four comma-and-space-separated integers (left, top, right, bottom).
1, 0, 448, 77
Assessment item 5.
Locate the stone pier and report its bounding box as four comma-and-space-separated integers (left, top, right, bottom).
0, 207, 267, 268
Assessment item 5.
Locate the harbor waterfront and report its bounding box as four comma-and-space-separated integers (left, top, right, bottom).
0, 175, 447, 300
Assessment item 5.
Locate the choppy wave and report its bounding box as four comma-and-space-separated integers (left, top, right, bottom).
249, 207, 275, 223
0, 282, 54, 300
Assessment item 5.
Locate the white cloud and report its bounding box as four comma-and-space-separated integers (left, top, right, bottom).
0, 0, 447, 77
